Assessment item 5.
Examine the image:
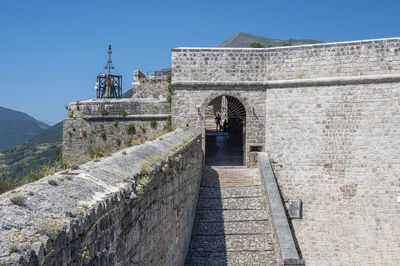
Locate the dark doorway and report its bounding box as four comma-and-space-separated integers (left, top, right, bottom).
205, 96, 246, 166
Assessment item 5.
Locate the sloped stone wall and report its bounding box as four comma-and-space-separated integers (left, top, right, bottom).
0, 129, 202, 265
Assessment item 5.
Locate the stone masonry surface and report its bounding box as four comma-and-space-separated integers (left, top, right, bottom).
171, 37, 400, 265
0, 129, 202, 265
185, 166, 277, 265
63, 98, 169, 164
172, 38, 400, 83
132, 70, 169, 99
265, 82, 400, 265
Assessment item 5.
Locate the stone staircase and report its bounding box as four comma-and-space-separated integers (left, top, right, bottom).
205, 117, 218, 131
185, 166, 277, 265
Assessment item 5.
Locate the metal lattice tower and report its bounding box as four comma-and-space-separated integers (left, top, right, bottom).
95, 44, 122, 99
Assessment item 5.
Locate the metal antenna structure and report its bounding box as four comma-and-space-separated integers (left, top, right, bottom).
95, 44, 122, 99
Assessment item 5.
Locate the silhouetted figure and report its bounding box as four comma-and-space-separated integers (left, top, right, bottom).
215, 113, 221, 131
223, 119, 228, 135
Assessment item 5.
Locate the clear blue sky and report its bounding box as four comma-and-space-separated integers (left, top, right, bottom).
0, 0, 399, 124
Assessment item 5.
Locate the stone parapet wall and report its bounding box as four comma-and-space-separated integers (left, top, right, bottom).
67, 98, 169, 117
265, 81, 400, 265
0, 129, 203, 265
172, 37, 400, 83
63, 98, 170, 164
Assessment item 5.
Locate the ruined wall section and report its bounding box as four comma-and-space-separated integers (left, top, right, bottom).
132, 70, 169, 99
0, 129, 203, 265
63, 98, 169, 164
265, 82, 400, 265
172, 38, 400, 82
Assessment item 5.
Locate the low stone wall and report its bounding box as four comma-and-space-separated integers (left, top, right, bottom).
258, 152, 304, 266
0, 129, 203, 265
63, 98, 169, 164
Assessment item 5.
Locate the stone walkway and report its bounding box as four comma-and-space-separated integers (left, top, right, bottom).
185, 166, 277, 265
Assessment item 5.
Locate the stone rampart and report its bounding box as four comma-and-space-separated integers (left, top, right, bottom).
172, 37, 400, 83
0, 129, 202, 265
63, 98, 169, 164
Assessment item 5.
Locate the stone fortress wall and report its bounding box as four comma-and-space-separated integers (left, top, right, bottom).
172, 38, 400, 82
0, 130, 202, 265
63, 98, 169, 164
171, 37, 400, 265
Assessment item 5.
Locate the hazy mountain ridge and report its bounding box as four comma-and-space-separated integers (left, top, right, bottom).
0, 107, 49, 129
0, 107, 50, 150
219, 32, 323, 48
27, 121, 63, 145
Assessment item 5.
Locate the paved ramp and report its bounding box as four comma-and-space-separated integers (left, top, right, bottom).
185, 166, 277, 265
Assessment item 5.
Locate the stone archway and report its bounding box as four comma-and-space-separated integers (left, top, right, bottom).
204, 95, 246, 166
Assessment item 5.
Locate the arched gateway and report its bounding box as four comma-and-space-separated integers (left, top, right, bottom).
204, 95, 246, 165
171, 86, 266, 166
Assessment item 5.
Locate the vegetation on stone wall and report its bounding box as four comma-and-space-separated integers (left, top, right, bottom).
165, 72, 174, 132
87, 145, 109, 159
167, 72, 172, 107
127, 124, 136, 135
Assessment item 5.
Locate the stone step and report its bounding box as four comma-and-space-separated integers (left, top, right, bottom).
205, 166, 258, 174
199, 186, 263, 199
196, 197, 265, 210
191, 220, 270, 235
193, 209, 269, 223
185, 166, 277, 265
201, 180, 257, 188
187, 234, 274, 252
185, 250, 277, 265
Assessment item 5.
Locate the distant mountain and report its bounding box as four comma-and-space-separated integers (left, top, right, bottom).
0, 107, 49, 129
39, 119, 57, 126
0, 107, 50, 150
122, 89, 133, 98
27, 121, 63, 145
218, 32, 323, 48
0, 122, 63, 187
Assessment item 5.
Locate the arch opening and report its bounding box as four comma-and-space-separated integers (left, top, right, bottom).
204, 95, 246, 166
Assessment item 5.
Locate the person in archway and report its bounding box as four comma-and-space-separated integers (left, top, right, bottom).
215, 113, 221, 131
223, 119, 228, 135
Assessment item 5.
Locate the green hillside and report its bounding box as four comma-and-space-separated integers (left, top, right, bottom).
0, 107, 50, 150
0, 122, 63, 193
218, 32, 323, 48
27, 121, 63, 144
